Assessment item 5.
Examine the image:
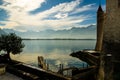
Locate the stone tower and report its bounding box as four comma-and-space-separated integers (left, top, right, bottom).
104, 0, 120, 44
102, 0, 120, 80
95, 5, 104, 51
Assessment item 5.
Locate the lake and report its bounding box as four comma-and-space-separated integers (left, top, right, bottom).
11, 40, 96, 71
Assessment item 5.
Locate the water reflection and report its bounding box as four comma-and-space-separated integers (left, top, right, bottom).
11, 40, 96, 71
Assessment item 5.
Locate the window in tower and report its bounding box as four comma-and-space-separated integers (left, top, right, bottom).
118, 0, 120, 7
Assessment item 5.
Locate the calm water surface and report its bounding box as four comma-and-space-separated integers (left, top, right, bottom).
11, 40, 96, 71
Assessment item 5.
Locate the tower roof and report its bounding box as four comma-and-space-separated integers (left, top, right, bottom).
97, 5, 103, 12
97, 0, 103, 12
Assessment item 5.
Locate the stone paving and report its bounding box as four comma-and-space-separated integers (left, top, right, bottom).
0, 72, 23, 80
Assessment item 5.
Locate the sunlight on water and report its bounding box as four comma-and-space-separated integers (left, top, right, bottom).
11, 40, 96, 71
11, 52, 82, 71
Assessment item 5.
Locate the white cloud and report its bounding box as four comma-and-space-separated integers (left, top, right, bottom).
33, 0, 81, 19
55, 13, 68, 19
71, 4, 95, 15
0, 0, 95, 31
2, 0, 46, 12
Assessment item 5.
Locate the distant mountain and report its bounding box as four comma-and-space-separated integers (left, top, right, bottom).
2, 25, 96, 39
0, 28, 6, 35
2, 29, 16, 33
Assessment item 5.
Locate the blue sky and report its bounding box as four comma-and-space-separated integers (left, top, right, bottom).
0, 0, 106, 31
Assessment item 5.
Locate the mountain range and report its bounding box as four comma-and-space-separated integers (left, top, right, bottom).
0, 28, 6, 35
0, 25, 96, 39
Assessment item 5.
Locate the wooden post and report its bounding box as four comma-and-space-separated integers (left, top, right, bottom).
59, 64, 64, 75
38, 56, 47, 70
47, 63, 49, 70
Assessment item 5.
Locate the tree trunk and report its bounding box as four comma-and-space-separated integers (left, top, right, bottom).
6, 51, 11, 60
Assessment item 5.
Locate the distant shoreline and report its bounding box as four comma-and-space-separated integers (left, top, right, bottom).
22, 38, 96, 40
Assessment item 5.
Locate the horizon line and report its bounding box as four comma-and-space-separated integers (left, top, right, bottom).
22, 38, 96, 40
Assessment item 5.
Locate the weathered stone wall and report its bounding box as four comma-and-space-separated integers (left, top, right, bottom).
103, 0, 120, 61
102, 0, 120, 80
104, 0, 120, 43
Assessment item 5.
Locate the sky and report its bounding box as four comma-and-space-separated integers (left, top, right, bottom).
0, 0, 106, 32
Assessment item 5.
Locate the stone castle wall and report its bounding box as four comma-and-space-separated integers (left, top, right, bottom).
104, 0, 120, 43
102, 0, 120, 80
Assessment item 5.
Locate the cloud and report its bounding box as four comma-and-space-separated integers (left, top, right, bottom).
0, 0, 95, 31
55, 13, 68, 19
71, 3, 95, 15
2, 0, 46, 12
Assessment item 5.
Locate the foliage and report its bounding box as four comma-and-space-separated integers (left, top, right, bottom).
0, 33, 24, 57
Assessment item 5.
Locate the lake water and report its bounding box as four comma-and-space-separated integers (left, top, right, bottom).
11, 40, 96, 71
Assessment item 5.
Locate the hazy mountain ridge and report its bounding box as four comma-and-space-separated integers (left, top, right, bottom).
0, 28, 6, 35
2, 25, 96, 39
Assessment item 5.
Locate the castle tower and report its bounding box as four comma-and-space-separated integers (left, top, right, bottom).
103, 0, 120, 44
95, 5, 104, 51
102, 0, 120, 80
